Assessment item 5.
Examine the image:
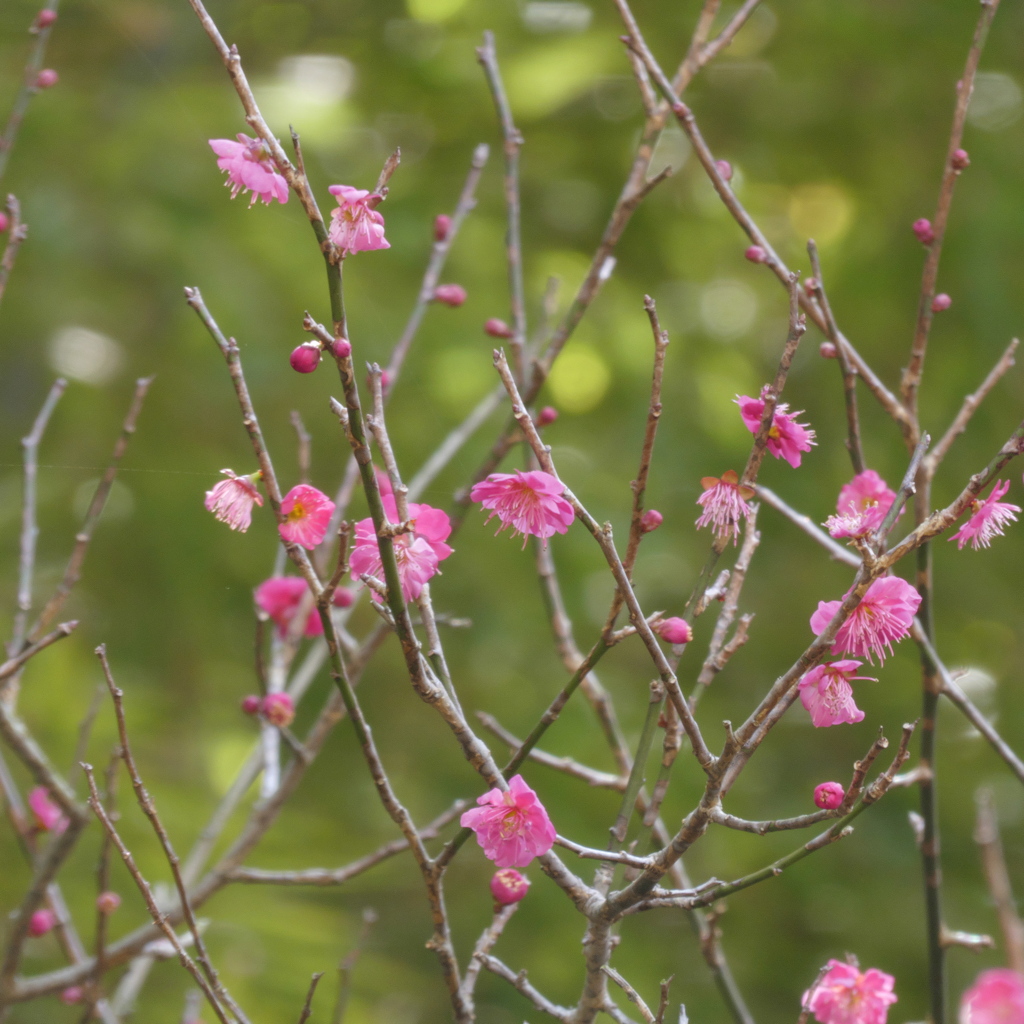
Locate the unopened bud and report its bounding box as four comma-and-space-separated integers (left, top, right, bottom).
261, 692, 295, 728
654, 617, 692, 645
61, 988, 84, 1005
951, 148, 970, 171
490, 868, 530, 906
744, 245, 767, 264
715, 160, 733, 182
434, 214, 451, 242
813, 781, 845, 810
912, 218, 935, 246
931, 293, 952, 313
28, 909, 56, 937
35, 68, 58, 89
96, 891, 121, 915
333, 337, 352, 358
34, 8, 57, 28
241, 695, 261, 716
802, 277, 819, 295
434, 284, 467, 307
0, 212, 8, 233
289, 341, 322, 374
819, 342, 837, 359
484, 318, 513, 339
536, 406, 558, 427
640, 509, 663, 533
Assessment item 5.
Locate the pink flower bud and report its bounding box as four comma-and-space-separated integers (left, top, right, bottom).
951, 148, 970, 171
34, 8, 57, 28
819, 342, 837, 359
536, 406, 558, 427
35, 68, 58, 89
28, 909, 57, 937
715, 160, 733, 182
367, 368, 392, 392
0, 212, 8, 233
802, 277, 818, 295
813, 781, 845, 810
931, 293, 952, 312
241, 695, 261, 716
655, 617, 692, 645
490, 868, 530, 906
332, 586, 355, 608
60, 987, 84, 1005
96, 891, 121, 915
434, 214, 451, 241
640, 509, 663, 533
484, 318, 514, 339
289, 342, 322, 374
434, 284, 467, 307
333, 337, 352, 358
912, 218, 935, 246
744, 245, 766, 264
261, 692, 295, 728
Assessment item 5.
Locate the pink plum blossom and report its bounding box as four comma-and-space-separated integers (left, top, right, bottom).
255, 577, 352, 638
28, 786, 67, 833
490, 868, 531, 906
960, 969, 1024, 1024
349, 495, 453, 603
469, 470, 575, 546
810, 576, 921, 664
460, 774, 556, 868
261, 693, 295, 728
640, 509, 663, 532
804, 960, 897, 1024
208, 134, 289, 206
950, 480, 1021, 550
736, 393, 817, 468
327, 185, 390, 256
798, 660, 874, 727
814, 782, 846, 809
655, 617, 693, 645
278, 485, 335, 550
204, 469, 263, 532
825, 470, 900, 539
695, 470, 754, 544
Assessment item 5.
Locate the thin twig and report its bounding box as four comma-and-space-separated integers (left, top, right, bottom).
296, 973, 323, 1024
975, 790, 1024, 974
332, 908, 377, 1024
0, 196, 29, 310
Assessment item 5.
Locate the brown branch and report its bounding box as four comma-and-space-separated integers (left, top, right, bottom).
0, 196, 29, 310
474, 954, 572, 1022
460, 905, 519, 1003
975, 790, 1024, 974
296, 973, 323, 1024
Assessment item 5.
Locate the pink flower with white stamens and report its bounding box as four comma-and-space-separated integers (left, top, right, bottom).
208, 134, 289, 206
960, 969, 1024, 1024
950, 480, 1020, 550
204, 469, 263, 532
278, 485, 335, 550
810, 576, 921, 664
825, 470, 900, 539
28, 786, 67, 833
798, 660, 875, 727
695, 470, 754, 544
470, 470, 575, 546
327, 185, 390, 256
804, 960, 897, 1024
460, 775, 556, 868
736, 393, 816, 468
349, 495, 453, 603
255, 577, 353, 638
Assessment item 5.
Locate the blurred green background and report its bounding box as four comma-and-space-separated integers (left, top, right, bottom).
2, 0, 1024, 1020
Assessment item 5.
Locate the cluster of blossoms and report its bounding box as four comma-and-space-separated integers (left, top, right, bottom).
241, 692, 296, 728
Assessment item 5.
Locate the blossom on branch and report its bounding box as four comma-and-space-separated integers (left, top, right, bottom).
804, 960, 897, 1024
461, 774, 556, 868
204, 469, 263, 532
655, 617, 692, 645
960, 969, 1024, 1024
813, 782, 846, 809
950, 480, 1020, 550
349, 495, 453, 603
695, 470, 753, 544
278, 485, 335, 550
825, 470, 900, 539
810, 576, 921, 664
255, 576, 352, 638
736, 392, 816, 468
490, 868, 530, 906
208, 134, 289, 206
798, 660, 874, 727
28, 786, 67, 833
327, 185, 390, 256
470, 470, 575, 546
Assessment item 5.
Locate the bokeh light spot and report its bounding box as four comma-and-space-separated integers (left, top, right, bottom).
547, 345, 611, 413
788, 182, 853, 246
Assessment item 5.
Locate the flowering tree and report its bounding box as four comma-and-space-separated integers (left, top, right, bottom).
2, 0, 1024, 1022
